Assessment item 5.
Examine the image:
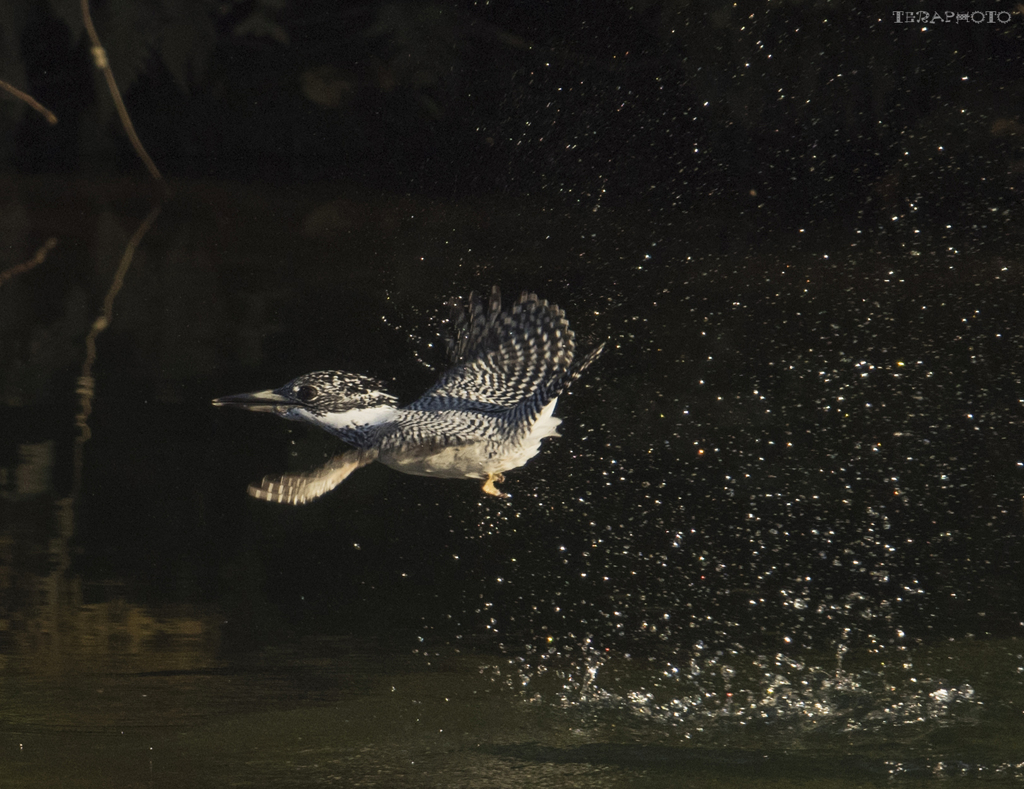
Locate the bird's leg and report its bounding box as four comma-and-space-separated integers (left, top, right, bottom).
481, 472, 507, 497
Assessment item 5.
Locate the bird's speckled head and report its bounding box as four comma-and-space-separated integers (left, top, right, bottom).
213, 370, 399, 422
274, 371, 398, 418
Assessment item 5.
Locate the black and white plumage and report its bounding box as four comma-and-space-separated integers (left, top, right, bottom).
213, 287, 604, 504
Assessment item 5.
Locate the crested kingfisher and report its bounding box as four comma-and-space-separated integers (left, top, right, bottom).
213, 287, 604, 504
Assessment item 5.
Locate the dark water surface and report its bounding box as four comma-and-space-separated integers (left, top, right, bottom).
1, 177, 1023, 786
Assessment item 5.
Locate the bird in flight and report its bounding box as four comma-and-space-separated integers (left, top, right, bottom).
213, 287, 604, 504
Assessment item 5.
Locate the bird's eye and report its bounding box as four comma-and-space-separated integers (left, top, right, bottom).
296, 384, 319, 401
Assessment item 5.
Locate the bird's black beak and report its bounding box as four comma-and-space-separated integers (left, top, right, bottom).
212, 389, 297, 414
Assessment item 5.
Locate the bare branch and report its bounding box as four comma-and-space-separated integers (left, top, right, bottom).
73, 204, 162, 491
0, 238, 59, 289
80, 0, 164, 184
0, 80, 58, 124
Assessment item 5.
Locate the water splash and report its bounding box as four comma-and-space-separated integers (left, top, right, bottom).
503, 637, 993, 742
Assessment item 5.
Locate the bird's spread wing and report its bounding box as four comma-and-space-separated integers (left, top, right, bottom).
409, 287, 579, 414
248, 449, 377, 504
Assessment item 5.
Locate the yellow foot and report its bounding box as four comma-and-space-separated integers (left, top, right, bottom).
481, 473, 508, 497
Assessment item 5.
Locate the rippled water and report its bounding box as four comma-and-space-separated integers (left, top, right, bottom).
1, 178, 1022, 785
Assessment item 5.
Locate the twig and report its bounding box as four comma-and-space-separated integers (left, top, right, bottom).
73, 204, 162, 484
0, 80, 58, 124
0, 238, 59, 289
79, 0, 164, 184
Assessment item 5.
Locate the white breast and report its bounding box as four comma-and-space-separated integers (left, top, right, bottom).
381, 443, 494, 479
379, 398, 562, 480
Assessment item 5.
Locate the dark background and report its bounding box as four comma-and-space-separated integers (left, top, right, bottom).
3, 0, 1023, 624
3, 0, 1023, 642
3, 0, 1022, 235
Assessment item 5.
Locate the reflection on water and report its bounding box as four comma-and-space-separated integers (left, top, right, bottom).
1, 177, 1023, 786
